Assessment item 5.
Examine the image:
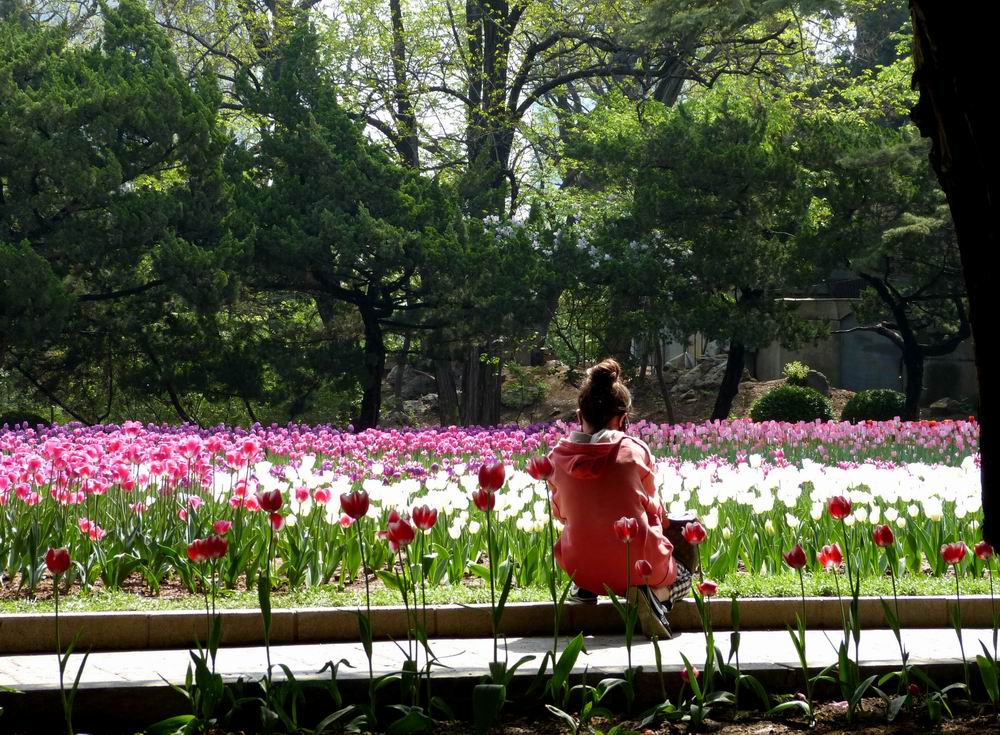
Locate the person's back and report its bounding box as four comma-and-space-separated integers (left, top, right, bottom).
545, 358, 691, 638
549, 429, 676, 594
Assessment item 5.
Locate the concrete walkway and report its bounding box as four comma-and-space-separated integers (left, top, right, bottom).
2, 627, 993, 689
1, 628, 993, 731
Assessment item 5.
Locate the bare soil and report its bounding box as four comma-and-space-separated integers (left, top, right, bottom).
497, 361, 855, 427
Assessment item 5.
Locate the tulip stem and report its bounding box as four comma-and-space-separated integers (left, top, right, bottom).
55, 578, 72, 735
954, 572, 969, 691
355, 520, 374, 681
989, 561, 998, 663
486, 507, 497, 665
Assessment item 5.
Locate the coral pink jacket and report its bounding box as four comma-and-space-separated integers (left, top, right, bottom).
548, 431, 676, 595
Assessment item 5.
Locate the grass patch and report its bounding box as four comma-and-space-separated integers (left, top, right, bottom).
0, 573, 992, 614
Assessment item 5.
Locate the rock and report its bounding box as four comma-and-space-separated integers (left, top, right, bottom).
804, 369, 830, 396
700, 362, 728, 388
928, 397, 965, 417
386, 365, 437, 399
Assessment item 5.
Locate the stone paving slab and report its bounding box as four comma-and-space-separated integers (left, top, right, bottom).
2, 627, 993, 691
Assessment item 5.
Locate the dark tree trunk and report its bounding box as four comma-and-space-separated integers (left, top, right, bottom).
901, 340, 924, 421
392, 333, 411, 400
711, 341, 745, 421
910, 1, 997, 544
461, 343, 502, 426
354, 308, 385, 431
434, 356, 460, 425
653, 341, 676, 424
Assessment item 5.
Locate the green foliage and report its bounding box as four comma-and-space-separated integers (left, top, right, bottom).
749, 385, 835, 423
841, 388, 906, 423
567, 87, 826, 361
782, 361, 811, 386
501, 364, 548, 410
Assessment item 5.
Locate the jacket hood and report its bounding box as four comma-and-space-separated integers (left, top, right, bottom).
550, 437, 623, 480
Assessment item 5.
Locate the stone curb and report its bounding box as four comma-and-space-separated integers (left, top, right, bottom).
0, 595, 994, 654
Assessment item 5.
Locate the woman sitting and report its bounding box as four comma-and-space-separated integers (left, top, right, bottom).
547, 358, 692, 638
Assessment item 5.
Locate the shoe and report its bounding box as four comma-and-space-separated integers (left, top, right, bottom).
628, 585, 673, 640
568, 584, 598, 605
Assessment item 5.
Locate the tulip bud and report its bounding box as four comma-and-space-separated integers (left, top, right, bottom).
613, 516, 639, 543
634, 559, 653, 578
213, 519, 232, 536
872, 524, 895, 548
940, 541, 966, 566
783, 544, 807, 569
472, 487, 496, 512
697, 580, 718, 598
974, 540, 994, 561
682, 521, 706, 545
45, 547, 71, 575
258, 489, 283, 513
827, 495, 852, 520
340, 490, 370, 520
478, 462, 505, 491
526, 456, 553, 481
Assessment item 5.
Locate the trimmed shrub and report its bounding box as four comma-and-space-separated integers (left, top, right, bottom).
749, 385, 835, 422
841, 389, 906, 423
782, 361, 811, 387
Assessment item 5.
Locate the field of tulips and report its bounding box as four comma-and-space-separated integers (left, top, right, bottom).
0, 418, 984, 599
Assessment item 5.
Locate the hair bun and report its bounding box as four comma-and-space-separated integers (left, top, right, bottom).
588, 358, 621, 387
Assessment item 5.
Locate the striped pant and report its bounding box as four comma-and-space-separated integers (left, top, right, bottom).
661, 561, 693, 610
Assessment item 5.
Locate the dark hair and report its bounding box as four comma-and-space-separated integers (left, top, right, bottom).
578, 358, 631, 430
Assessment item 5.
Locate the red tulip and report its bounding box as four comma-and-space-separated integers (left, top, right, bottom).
387, 517, 415, 551
681, 665, 700, 683
412, 504, 438, 532
378, 510, 402, 539
872, 524, 895, 548
908, 683, 921, 696
258, 488, 283, 513
817, 543, 843, 570
472, 487, 496, 512
526, 456, 553, 481
940, 542, 967, 566
682, 521, 706, 545
478, 462, 505, 491
269, 513, 284, 532
45, 547, 71, 575
213, 520, 232, 536
698, 580, 718, 598
340, 490, 370, 520
187, 538, 207, 563
613, 516, 639, 543
206, 534, 229, 559
827, 496, 852, 520
634, 559, 653, 578
974, 540, 994, 561
783, 544, 807, 569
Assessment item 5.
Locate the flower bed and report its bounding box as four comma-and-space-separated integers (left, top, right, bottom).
0, 419, 984, 598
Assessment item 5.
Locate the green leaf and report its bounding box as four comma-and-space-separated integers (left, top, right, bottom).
976, 655, 999, 704
313, 705, 355, 734
257, 571, 272, 635
376, 570, 404, 593
144, 714, 197, 735
887, 694, 908, 722
545, 704, 579, 735
473, 683, 506, 735
491, 564, 515, 632
768, 699, 810, 716
551, 634, 587, 698
385, 705, 432, 734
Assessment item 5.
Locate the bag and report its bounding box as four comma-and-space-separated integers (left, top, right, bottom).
664, 512, 702, 576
